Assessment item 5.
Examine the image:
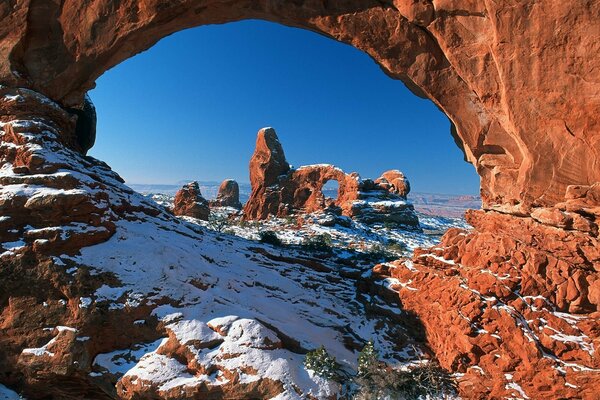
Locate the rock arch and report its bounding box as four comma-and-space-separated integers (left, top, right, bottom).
1, 2, 599, 399
1, 1, 599, 213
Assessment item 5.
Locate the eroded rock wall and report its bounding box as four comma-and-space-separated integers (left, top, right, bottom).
1, 0, 598, 212
0, 1, 599, 399
366, 208, 600, 399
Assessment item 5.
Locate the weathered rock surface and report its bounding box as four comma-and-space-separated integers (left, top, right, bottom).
210, 179, 242, 209
244, 128, 420, 228
0, 88, 170, 399
1, 1, 599, 399
173, 181, 210, 220
1, 0, 598, 213
366, 209, 600, 399
375, 170, 410, 198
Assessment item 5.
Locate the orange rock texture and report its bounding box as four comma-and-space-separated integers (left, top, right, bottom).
366, 208, 599, 399
210, 179, 242, 209
0, 1, 599, 399
1, 0, 598, 212
243, 128, 420, 228
173, 181, 210, 220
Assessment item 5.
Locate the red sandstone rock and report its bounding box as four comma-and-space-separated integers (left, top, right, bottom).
1, 1, 598, 212
366, 209, 600, 399
0, 88, 169, 399
243, 128, 419, 228
375, 170, 410, 198
1, 3, 599, 400
173, 181, 210, 220
210, 179, 242, 209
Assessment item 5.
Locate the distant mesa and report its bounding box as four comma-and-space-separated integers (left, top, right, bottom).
173, 181, 210, 220
243, 127, 420, 229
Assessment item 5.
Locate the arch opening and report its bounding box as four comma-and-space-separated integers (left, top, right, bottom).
88, 20, 480, 220
1, 3, 598, 400
322, 179, 339, 203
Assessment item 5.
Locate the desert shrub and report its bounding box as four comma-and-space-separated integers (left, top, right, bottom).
304, 342, 457, 399
304, 346, 341, 381
208, 212, 230, 233
386, 239, 408, 254
259, 230, 282, 246
302, 233, 333, 253
361, 244, 396, 263
357, 341, 379, 377
354, 344, 457, 400
383, 221, 396, 230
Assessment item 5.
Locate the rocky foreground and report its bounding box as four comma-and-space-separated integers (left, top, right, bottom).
1, 0, 600, 398
1, 87, 599, 400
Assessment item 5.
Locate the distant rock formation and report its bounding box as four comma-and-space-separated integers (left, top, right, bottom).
375, 170, 410, 197
350, 174, 419, 227
243, 128, 419, 228
173, 181, 209, 220
210, 179, 242, 209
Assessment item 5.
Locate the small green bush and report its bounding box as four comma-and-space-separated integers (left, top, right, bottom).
304, 341, 457, 398
208, 212, 230, 233
361, 244, 395, 263
386, 239, 408, 254
259, 230, 282, 246
354, 345, 457, 400
357, 341, 379, 377
302, 233, 333, 253
304, 346, 340, 381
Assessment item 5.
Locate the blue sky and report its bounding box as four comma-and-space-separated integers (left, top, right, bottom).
89, 20, 479, 195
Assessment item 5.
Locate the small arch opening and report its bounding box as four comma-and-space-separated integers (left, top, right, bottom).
322, 179, 340, 203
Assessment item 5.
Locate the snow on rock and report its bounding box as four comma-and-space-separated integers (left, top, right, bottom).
118, 317, 338, 399
0, 385, 22, 400
73, 212, 426, 397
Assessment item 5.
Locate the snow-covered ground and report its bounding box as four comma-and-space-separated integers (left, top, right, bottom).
0, 385, 22, 400
0, 90, 465, 399
65, 210, 444, 397
145, 193, 471, 261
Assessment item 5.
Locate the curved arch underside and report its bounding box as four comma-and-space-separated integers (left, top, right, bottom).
1, 0, 599, 212
1, 1, 599, 399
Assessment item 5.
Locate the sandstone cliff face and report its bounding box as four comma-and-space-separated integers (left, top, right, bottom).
366, 208, 600, 399
173, 181, 210, 220
1, 1, 599, 399
243, 128, 420, 228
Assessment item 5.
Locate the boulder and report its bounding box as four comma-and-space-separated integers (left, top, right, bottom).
173, 181, 210, 220
375, 170, 411, 198
211, 179, 242, 209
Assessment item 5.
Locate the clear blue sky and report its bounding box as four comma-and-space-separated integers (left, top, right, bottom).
89, 20, 479, 195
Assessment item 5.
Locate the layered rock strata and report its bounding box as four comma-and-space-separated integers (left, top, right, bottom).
366, 208, 600, 399
243, 127, 420, 228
